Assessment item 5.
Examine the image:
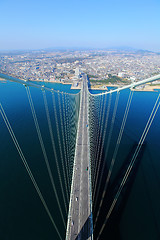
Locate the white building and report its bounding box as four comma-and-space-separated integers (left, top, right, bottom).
75, 67, 80, 79
118, 72, 124, 78
130, 76, 136, 82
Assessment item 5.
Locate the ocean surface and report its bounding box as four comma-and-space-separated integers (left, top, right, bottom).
90, 89, 160, 240
0, 74, 160, 240
0, 76, 80, 240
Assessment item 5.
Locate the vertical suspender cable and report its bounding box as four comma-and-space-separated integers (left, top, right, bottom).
0, 103, 62, 240
93, 93, 113, 210
42, 90, 68, 220
25, 86, 66, 228
52, 91, 70, 203
57, 92, 70, 198
92, 95, 104, 187
94, 90, 133, 228
63, 93, 71, 188
96, 93, 160, 240
92, 93, 107, 195
61, 92, 71, 189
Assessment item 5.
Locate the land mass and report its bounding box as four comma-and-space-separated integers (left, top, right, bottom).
0, 48, 160, 91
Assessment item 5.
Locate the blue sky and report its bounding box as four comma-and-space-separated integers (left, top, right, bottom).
0, 0, 160, 51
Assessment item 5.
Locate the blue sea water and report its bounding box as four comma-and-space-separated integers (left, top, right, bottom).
90, 89, 160, 240
0, 73, 80, 94
0, 77, 80, 240
0, 74, 160, 239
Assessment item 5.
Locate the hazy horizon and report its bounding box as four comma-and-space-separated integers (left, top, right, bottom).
0, 46, 159, 54
0, 0, 160, 52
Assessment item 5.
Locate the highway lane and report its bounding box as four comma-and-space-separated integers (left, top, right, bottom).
66, 75, 93, 240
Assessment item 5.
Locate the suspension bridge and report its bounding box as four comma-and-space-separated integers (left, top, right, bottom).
0, 73, 160, 239
66, 74, 93, 240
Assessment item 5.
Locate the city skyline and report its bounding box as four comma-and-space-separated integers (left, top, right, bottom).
0, 0, 160, 52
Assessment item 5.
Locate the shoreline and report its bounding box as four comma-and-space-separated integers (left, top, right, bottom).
89, 84, 119, 90
0, 73, 81, 89
0, 73, 160, 92
132, 84, 160, 92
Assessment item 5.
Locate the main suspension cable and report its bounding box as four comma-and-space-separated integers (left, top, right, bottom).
96, 93, 160, 240
25, 86, 66, 228
94, 90, 133, 228
42, 90, 68, 222
0, 103, 62, 240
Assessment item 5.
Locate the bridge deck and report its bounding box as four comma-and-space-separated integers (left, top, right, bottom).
66, 75, 93, 240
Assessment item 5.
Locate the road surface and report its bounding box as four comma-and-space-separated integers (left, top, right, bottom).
66, 74, 93, 240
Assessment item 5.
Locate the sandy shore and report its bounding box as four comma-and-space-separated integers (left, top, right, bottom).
89, 87, 107, 90
1, 74, 160, 92
89, 83, 120, 90
91, 83, 160, 92
71, 86, 81, 89
0, 77, 7, 82
132, 84, 160, 92
42, 79, 82, 89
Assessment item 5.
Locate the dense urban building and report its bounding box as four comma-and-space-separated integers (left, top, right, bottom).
0, 49, 160, 88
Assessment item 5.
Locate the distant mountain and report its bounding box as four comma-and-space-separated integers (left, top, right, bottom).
135, 49, 155, 55
0, 46, 159, 56
107, 46, 136, 51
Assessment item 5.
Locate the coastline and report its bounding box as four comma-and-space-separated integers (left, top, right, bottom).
89, 83, 160, 92
1, 73, 160, 92
132, 84, 160, 92
89, 83, 119, 90
0, 72, 82, 89
0, 77, 8, 83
